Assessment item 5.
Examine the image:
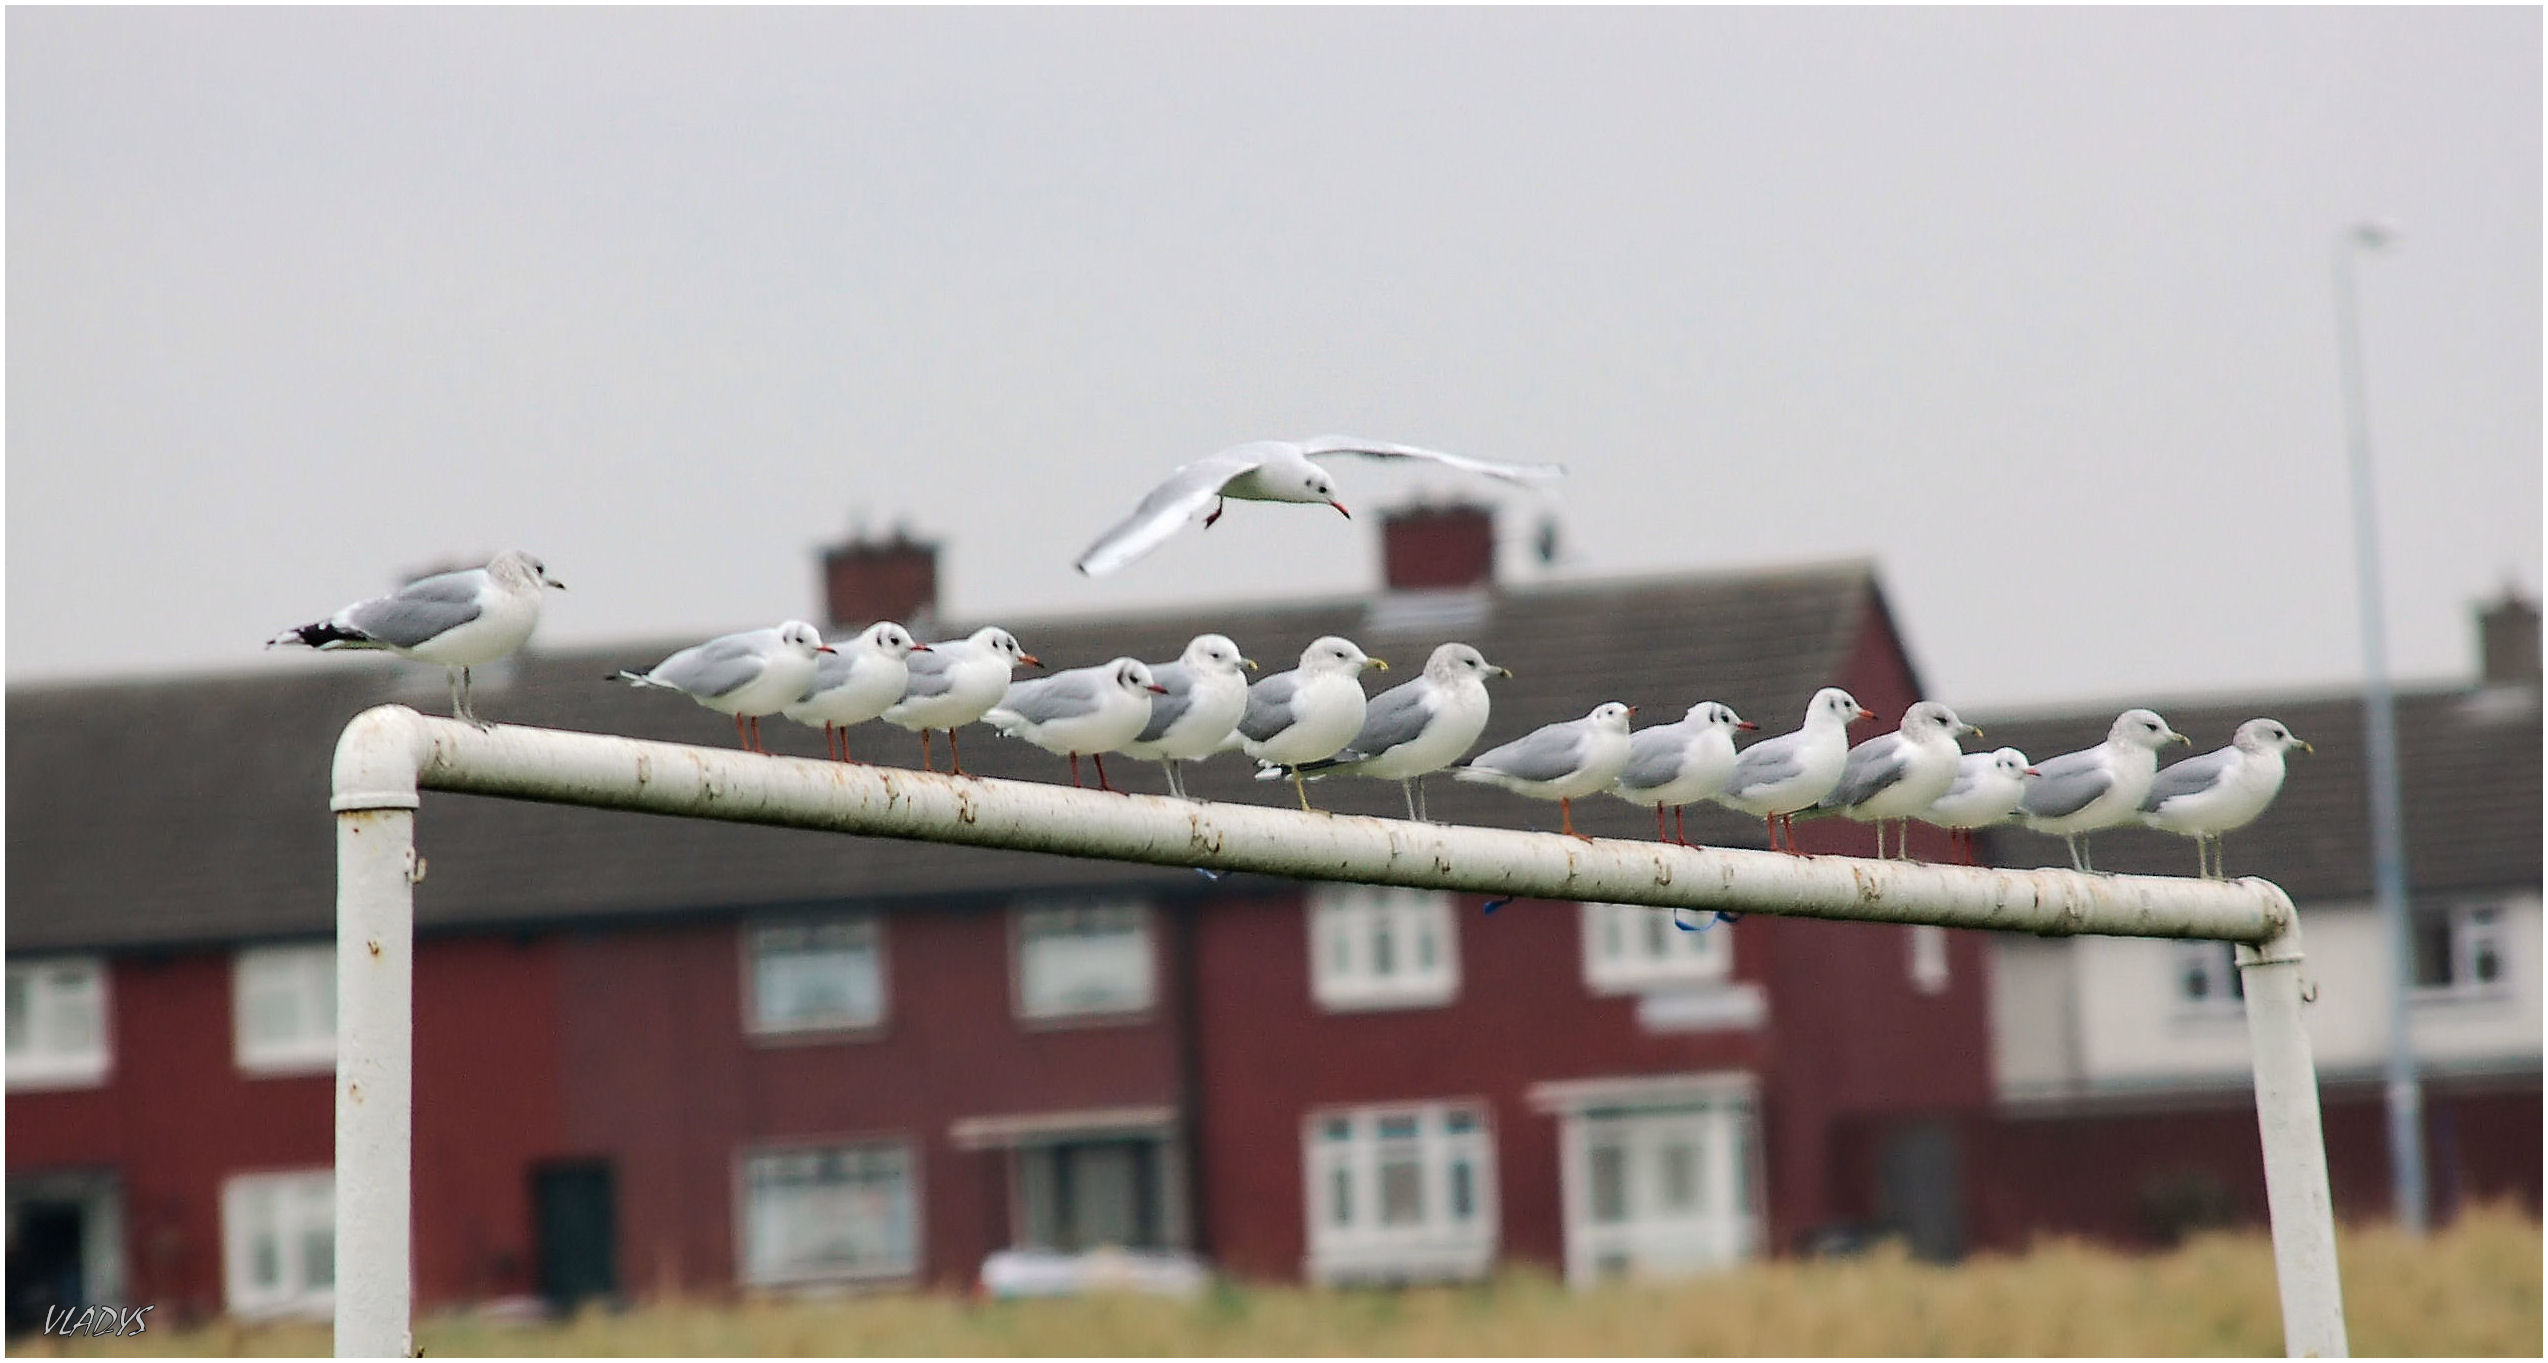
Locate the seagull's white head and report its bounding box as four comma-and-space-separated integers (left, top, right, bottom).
972, 627, 1042, 670
1991, 747, 2038, 780
2110, 708, 2189, 751
1427, 642, 1511, 682
1586, 701, 1636, 731
859, 621, 927, 656
777, 621, 834, 657
1182, 633, 1255, 674
2234, 718, 2312, 756
1903, 701, 1982, 742
1687, 701, 1755, 733
1300, 635, 1385, 675
1110, 657, 1170, 697
1807, 687, 1876, 730
1262, 451, 1351, 517
489, 550, 566, 591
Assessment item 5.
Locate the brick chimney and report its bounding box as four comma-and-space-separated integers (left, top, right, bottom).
1380, 502, 1497, 592
2477, 589, 2540, 689
819, 526, 939, 632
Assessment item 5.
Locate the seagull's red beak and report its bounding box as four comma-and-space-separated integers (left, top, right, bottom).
1019, 654, 1045, 668
2024, 767, 2041, 776
1147, 683, 1169, 694
1855, 707, 1877, 722
1737, 721, 1759, 730
908, 644, 933, 652
817, 645, 837, 654
1329, 500, 1352, 519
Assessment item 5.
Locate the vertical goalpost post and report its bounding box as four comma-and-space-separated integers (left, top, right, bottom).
331, 707, 2350, 1358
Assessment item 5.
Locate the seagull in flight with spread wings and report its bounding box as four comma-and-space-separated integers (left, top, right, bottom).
1074, 436, 1566, 576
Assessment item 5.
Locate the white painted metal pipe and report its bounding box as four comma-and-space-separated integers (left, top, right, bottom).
328, 706, 2336, 1355
341, 706, 2292, 941
2240, 923, 2350, 1357
331, 798, 417, 1357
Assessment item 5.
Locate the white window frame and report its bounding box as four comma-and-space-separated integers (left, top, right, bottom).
744, 916, 888, 1038
1907, 924, 1951, 996
2170, 939, 2245, 1014
1536, 1072, 1762, 1288
7, 956, 112, 1091
1012, 900, 1157, 1023
1310, 884, 1459, 1012
1580, 902, 1731, 995
221, 1169, 334, 1318
2411, 901, 2511, 998
1302, 1100, 1496, 1283
233, 943, 336, 1076
736, 1137, 920, 1287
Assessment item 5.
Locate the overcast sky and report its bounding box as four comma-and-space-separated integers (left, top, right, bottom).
10, 8, 2539, 710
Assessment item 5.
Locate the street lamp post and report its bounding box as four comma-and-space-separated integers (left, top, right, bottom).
2333, 219, 2428, 1235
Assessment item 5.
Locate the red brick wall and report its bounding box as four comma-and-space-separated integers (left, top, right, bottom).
5, 938, 564, 1317
555, 904, 1187, 1295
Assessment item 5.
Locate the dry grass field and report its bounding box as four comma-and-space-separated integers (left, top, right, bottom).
23, 1203, 2538, 1357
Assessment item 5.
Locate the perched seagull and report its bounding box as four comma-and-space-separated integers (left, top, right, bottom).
1265, 642, 1511, 821
1074, 436, 1566, 576
984, 657, 1172, 792
780, 621, 931, 763
1455, 702, 1637, 840
1809, 702, 1984, 861
1918, 748, 2039, 866
1117, 634, 1257, 799
1714, 687, 1876, 854
1609, 702, 1756, 845
611, 621, 834, 753
269, 549, 565, 728
2140, 718, 2313, 879
882, 626, 1042, 774
2018, 708, 2190, 872
1225, 636, 1389, 811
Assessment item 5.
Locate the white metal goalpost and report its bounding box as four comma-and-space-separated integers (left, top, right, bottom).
330, 705, 2349, 1357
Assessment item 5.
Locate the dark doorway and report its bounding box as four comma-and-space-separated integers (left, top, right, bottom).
6, 1201, 86, 1337
1017, 1140, 1165, 1251
1876, 1120, 1965, 1263
531, 1162, 617, 1312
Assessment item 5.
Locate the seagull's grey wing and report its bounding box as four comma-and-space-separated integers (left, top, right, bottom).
1298, 436, 1566, 486
2140, 748, 2240, 812
1235, 672, 1306, 743
1341, 680, 1439, 759
1938, 757, 1991, 803
1075, 451, 1266, 576
1000, 672, 1107, 726
1616, 727, 1692, 792
1133, 662, 1198, 743
1820, 734, 1910, 810
2019, 749, 2115, 819
898, 647, 961, 700
651, 636, 769, 699
1472, 722, 1589, 783
1727, 734, 1805, 795
340, 571, 485, 649
797, 647, 857, 698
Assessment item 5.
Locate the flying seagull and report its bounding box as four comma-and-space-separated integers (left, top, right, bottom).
270, 549, 565, 729
1074, 436, 1565, 576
